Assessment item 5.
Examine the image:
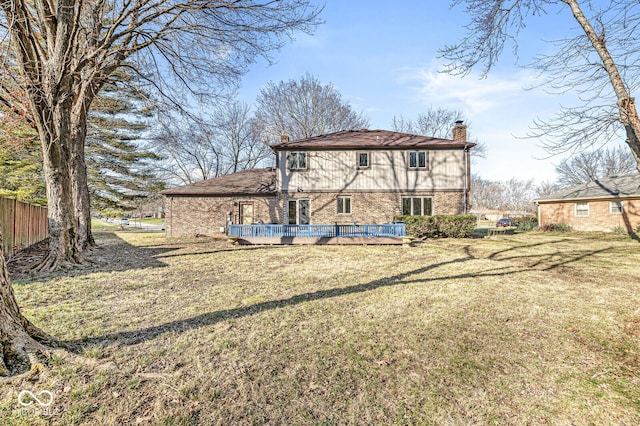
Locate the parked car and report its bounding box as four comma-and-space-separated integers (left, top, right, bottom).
120, 218, 130, 225
496, 218, 518, 227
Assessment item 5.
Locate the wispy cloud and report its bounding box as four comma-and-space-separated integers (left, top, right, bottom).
397, 62, 541, 115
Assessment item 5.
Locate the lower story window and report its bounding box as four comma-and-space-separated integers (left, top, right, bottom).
288, 199, 310, 224
610, 201, 623, 214
575, 202, 589, 217
337, 196, 351, 214
402, 197, 432, 216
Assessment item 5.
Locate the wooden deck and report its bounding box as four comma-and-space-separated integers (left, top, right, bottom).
234, 236, 406, 245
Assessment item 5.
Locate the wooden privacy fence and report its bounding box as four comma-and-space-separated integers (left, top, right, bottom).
0, 197, 48, 257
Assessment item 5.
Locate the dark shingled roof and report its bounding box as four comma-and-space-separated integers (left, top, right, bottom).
270, 129, 475, 150
536, 173, 640, 202
161, 168, 276, 196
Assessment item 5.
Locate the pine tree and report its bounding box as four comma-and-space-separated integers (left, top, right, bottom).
0, 122, 46, 205
86, 79, 164, 212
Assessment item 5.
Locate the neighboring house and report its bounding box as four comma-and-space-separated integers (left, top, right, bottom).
161, 123, 474, 237
535, 173, 640, 232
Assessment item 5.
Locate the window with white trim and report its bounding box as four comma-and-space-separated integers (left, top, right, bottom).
357, 152, 369, 169
289, 152, 308, 170
402, 197, 433, 216
610, 201, 623, 214
337, 196, 351, 214
575, 202, 589, 217
408, 151, 428, 169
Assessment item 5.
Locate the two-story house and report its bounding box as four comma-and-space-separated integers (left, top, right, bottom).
161, 123, 474, 237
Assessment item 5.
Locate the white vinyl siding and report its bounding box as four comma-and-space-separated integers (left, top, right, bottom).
277, 150, 465, 192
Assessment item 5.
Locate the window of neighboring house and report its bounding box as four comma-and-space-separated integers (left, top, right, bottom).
402, 197, 433, 216
575, 202, 589, 217
610, 201, 623, 214
289, 152, 308, 170
357, 152, 370, 169
337, 196, 351, 214
408, 151, 428, 169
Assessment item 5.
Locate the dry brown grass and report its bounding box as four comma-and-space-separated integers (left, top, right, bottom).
1, 230, 639, 425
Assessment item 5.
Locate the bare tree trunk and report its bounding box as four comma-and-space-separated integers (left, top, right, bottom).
564, 0, 640, 171
33, 100, 86, 271
71, 115, 95, 251
0, 231, 52, 375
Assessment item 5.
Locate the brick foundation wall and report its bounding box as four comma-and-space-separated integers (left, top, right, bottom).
165, 190, 467, 236
165, 195, 282, 237
538, 199, 640, 232
285, 191, 466, 224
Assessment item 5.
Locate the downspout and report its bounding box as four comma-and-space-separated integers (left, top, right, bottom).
463, 144, 470, 214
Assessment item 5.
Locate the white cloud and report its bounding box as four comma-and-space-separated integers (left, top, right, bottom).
394, 62, 566, 183
397, 62, 541, 115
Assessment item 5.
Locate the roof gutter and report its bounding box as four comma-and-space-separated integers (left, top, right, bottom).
536, 194, 640, 203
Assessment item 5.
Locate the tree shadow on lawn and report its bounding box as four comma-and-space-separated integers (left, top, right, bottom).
9, 231, 290, 284
63, 238, 615, 349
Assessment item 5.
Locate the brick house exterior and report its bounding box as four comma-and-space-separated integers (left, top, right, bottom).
162, 126, 474, 237
536, 174, 640, 233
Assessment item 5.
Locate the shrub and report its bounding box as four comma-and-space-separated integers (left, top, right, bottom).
612, 226, 626, 234
517, 219, 538, 231
541, 223, 572, 232
394, 215, 476, 239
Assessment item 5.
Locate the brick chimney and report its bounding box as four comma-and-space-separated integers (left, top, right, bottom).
452, 120, 467, 142
280, 134, 289, 143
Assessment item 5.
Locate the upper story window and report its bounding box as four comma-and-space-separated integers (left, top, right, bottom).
575, 202, 589, 217
408, 151, 428, 169
610, 201, 623, 214
357, 152, 370, 169
289, 152, 308, 170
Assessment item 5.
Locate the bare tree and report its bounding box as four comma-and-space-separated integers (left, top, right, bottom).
254, 73, 370, 141
440, 1, 640, 170
536, 180, 562, 199
502, 177, 536, 212
472, 175, 536, 212
0, 0, 321, 375
0, 230, 54, 375
154, 118, 225, 185
471, 175, 505, 211
555, 146, 638, 187
0, 1, 321, 271
212, 101, 272, 174
154, 102, 272, 185
391, 107, 487, 159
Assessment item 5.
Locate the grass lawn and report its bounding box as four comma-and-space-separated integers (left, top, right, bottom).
1, 230, 639, 425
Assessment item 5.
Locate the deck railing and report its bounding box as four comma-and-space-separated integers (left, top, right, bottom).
228, 223, 406, 239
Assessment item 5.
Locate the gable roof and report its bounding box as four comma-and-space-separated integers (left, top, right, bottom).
161, 168, 277, 196
536, 173, 640, 203
270, 129, 475, 151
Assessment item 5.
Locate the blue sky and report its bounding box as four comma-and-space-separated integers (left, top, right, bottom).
236, 1, 610, 183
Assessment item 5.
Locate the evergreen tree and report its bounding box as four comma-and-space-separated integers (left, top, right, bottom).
0, 128, 46, 205
86, 79, 165, 211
